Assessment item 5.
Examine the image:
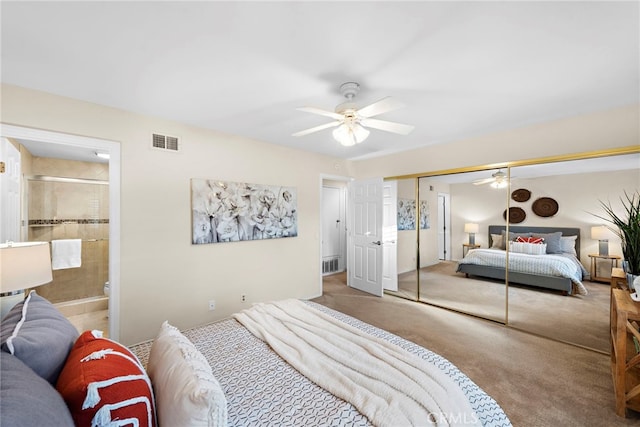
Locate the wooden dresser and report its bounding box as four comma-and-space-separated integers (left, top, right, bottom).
610, 288, 640, 417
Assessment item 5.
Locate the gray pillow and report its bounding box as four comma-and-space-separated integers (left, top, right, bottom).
0, 291, 79, 385
532, 231, 563, 254
560, 235, 578, 255
0, 352, 75, 426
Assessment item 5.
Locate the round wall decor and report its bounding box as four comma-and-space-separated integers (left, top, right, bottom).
532, 197, 559, 217
511, 188, 531, 202
503, 207, 526, 223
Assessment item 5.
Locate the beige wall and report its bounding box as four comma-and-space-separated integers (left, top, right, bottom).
353, 105, 639, 178
1, 84, 352, 345
2, 83, 638, 344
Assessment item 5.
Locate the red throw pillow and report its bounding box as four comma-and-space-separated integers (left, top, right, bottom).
56, 330, 156, 427
515, 236, 544, 244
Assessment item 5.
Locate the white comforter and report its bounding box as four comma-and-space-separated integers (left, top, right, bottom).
459, 248, 588, 295
234, 299, 483, 427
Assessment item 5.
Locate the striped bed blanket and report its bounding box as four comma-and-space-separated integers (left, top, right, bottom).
458, 248, 588, 295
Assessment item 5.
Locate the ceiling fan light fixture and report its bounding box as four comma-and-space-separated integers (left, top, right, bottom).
490, 179, 508, 189
294, 82, 413, 145
332, 123, 370, 146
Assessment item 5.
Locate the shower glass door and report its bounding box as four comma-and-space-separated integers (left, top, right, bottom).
26, 176, 109, 303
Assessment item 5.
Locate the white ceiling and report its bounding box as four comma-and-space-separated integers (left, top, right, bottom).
2, 1, 638, 162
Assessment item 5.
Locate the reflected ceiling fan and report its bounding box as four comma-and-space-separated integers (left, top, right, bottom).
292, 82, 415, 146
473, 170, 510, 188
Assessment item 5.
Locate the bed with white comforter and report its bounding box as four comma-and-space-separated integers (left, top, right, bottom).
458, 248, 587, 295
130, 300, 511, 427
456, 225, 587, 296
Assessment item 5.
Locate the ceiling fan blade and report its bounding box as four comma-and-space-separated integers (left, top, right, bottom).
296, 106, 344, 120
357, 97, 405, 118
473, 178, 495, 185
360, 118, 415, 135
292, 121, 341, 137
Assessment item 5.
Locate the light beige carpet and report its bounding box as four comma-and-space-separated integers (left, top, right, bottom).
313, 272, 640, 427
395, 261, 610, 353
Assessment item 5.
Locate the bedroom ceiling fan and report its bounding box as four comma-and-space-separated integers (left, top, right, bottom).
292, 82, 415, 147
473, 170, 509, 188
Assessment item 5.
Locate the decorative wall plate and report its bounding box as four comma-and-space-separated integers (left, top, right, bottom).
503, 207, 526, 223
532, 197, 559, 217
511, 188, 531, 202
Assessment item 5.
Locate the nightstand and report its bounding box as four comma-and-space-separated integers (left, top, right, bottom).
589, 254, 621, 283
462, 244, 480, 257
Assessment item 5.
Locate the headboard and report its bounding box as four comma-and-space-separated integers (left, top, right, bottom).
488, 225, 581, 258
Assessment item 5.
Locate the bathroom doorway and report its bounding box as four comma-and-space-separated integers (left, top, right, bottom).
0, 124, 121, 341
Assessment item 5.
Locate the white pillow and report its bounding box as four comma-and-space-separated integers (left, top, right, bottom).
491, 234, 503, 249
509, 241, 547, 255
147, 321, 227, 427
560, 235, 577, 255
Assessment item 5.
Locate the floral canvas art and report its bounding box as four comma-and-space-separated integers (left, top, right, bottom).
397, 199, 430, 231
191, 179, 297, 244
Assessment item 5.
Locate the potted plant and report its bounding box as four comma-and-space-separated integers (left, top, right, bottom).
595, 191, 640, 289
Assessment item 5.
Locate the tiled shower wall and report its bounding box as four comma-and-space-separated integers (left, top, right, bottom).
26, 157, 109, 303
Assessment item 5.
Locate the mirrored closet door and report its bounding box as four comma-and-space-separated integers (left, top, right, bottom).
416, 171, 508, 324
505, 153, 640, 353
384, 148, 639, 354
386, 178, 419, 301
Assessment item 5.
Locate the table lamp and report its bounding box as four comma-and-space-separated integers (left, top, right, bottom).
0, 242, 53, 318
590, 225, 611, 256
464, 223, 479, 245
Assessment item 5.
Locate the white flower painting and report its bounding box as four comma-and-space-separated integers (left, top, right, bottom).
191, 179, 298, 244
397, 199, 430, 231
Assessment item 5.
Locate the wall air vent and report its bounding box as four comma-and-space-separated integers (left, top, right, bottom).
152, 133, 180, 152
322, 257, 340, 274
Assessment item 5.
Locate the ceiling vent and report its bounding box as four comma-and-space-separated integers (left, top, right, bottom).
152, 133, 180, 152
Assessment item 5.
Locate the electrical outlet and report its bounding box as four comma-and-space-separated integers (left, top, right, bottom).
208, 300, 216, 311
241, 294, 247, 303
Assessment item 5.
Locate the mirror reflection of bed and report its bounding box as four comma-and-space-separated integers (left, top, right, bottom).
387, 152, 639, 355
457, 225, 609, 352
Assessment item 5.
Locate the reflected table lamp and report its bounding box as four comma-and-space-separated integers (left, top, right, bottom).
0, 242, 53, 318
591, 226, 612, 256
464, 223, 479, 246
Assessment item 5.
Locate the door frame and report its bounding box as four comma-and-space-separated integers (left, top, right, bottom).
0, 124, 121, 341
321, 183, 347, 275
318, 173, 350, 295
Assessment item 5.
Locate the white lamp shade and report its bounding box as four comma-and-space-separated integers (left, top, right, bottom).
591, 225, 613, 240
0, 242, 53, 293
464, 223, 479, 234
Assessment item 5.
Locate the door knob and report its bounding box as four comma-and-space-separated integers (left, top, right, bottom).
371, 241, 382, 245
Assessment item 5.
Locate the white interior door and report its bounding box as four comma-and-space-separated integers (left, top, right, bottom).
347, 177, 383, 296
382, 181, 398, 291
0, 137, 21, 243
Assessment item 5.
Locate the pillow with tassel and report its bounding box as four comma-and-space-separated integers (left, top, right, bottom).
56, 330, 156, 427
